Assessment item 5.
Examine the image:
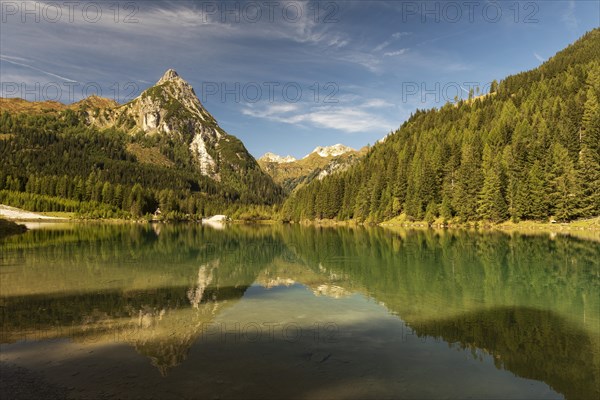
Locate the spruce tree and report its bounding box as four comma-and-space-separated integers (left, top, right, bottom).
477, 147, 508, 222
527, 161, 547, 220
424, 200, 438, 225
453, 143, 483, 221
548, 144, 580, 221
577, 87, 600, 216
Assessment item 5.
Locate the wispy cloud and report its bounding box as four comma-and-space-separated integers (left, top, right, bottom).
383, 49, 408, 57
374, 31, 411, 52
3, 0, 364, 80
562, 0, 578, 31
0, 55, 79, 82
334, 52, 382, 73
361, 98, 395, 108
254, 103, 300, 116
242, 99, 395, 134
392, 32, 411, 39
533, 52, 546, 63
374, 41, 392, 52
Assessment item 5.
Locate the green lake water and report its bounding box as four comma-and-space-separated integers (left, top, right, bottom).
0, 223, 598, 399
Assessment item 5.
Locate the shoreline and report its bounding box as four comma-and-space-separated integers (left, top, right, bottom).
0, 204, 70, 221
297, 216, 600, 241
2, 204, 599, 238
379, 217, 600, 232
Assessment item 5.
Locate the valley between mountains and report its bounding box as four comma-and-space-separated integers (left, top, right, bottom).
0, 29, 599, 226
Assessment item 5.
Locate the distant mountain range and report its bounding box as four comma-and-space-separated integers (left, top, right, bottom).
259, 153, 297, 164
258, 144, 368, 193
259, 144, 356, 164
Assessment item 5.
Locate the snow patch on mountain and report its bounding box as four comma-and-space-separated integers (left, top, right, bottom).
259, 152, 297, 163
308, 144, 355, 158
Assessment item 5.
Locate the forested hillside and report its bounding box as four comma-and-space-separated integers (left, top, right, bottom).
0, 111, 282, 219
283, 29, 600, 223
0, 70, 284, 220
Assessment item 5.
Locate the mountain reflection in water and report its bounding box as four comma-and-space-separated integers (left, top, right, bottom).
1, 224, 598, 399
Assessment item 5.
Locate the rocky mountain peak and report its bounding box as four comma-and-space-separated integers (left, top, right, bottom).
259, 152, 297, 163
147, 69, 200, 106
309, 144, 355, 158
72, 95, 119, 109
257, 144, 368, 192
157, 69, 180, 84
87, 69, 233, 180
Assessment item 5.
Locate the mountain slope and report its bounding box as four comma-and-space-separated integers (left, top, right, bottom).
259, 152, 297, 164
83, 70, 280, 197
0, 70, 283, 218
283, 28, 600, 223
311, 144, 355, 157
86, 70, 224, 177
258, 145, 368, 193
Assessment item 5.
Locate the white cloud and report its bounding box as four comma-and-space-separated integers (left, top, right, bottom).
392, 32, 412, 39
361, 98, 395, 108
533, 52, 546, 63
242, 99, 396, 134
2, 0, 368, 81
383, 49, 408, 57
335, 52, 382, 72
562, 0, 578, 31
374, 41, 391, 52
0, 55, 79, 82
327, 37, 349, 49
374, 32, 411, 53
242, 103, 300, 117
288, 107, 393, 133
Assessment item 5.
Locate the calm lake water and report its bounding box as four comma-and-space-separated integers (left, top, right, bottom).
1, 223, 598, 399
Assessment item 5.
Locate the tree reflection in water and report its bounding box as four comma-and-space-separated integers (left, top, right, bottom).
1, 224, 598, 398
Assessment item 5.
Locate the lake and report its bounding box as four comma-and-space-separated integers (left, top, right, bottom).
1, 223, 598, 399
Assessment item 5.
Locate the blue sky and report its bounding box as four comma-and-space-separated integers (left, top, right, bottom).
1, 1, 599, 158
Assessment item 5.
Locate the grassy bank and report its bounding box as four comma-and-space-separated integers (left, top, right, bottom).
381, 213, 600, 230
380, 214, 600, 241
